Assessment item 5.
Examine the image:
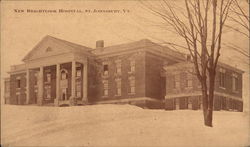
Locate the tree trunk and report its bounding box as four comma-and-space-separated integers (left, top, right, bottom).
204, 109, 213, 127
202, 96, 213, 127
203, 71, 216, 127
201, 82, 209, 126
201, 76, 214, 127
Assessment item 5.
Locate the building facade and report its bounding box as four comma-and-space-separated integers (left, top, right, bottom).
4, 35, 243, 111
163, 62, 243, 111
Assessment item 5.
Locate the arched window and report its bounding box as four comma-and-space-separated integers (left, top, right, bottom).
61, 70, 67, 80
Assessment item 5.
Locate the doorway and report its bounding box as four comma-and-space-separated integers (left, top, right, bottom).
60, 69, 68, 101
61, 88, 68, 100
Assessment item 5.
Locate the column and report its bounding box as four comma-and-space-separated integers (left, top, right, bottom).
56, 64, 60, 99
26, 69, 30, 104
37, 66, 44, 105
55, 64, 60, 106
83, 62, 88, 102
71, 61, 76, 99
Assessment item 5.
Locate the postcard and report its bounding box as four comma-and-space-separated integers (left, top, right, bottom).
1, 0, 249, 146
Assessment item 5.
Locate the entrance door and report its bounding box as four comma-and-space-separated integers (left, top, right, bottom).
61, 88, 67, 100
60, 69, 68, 101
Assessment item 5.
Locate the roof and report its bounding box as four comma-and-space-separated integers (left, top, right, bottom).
47, 35, 93, 52
92, 39, 185, 61
93, 39, 153, 52
163, 61, 244, 74
22, 35, 94, 61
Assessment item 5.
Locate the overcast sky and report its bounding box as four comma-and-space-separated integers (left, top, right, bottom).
1, 1, 249, 107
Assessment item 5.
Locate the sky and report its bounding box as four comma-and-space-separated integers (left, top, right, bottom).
1, 0, 249, 109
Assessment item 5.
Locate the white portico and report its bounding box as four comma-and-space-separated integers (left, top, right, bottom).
22, 35, 92, 106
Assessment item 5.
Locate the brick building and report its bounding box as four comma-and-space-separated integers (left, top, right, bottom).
4, 35, 243, 111
163, 62, 243, 111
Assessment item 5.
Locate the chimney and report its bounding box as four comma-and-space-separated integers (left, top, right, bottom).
96, 40, 104, 48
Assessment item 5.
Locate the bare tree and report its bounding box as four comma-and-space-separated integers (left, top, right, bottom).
227, 0, 249, 38
142, 0, 234, 127
223, 0, 249, 60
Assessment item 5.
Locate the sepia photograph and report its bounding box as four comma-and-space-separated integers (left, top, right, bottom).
1, 0, 249, 146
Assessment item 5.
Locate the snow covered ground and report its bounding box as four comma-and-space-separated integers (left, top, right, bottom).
1, 104, 249, 147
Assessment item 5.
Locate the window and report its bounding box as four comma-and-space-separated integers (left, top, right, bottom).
175, 98, 180, 110
103, 64, 109, 76
17, 80, 21, 88
219, 68, 226, 88
61, 70, 67, 80
103, 80, 108, 96
129, 76, 135, 94
115, 60, 122, 75
46, 73, 51, 83
232, 73, 239, 91
129, 59, 135, 73
76, 64, 82, 78
188, 97, 192, 109
76, 69, 81, 77
173, 74, 180, 89
16, 78, 21, 88
185, 72, 193, 88
34, 72, 38, 86
115, 78, 121, 96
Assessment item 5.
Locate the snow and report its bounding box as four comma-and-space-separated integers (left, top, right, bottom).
1, 104, 249, 147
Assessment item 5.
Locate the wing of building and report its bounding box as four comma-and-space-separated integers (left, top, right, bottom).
4, 35, 244, 111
